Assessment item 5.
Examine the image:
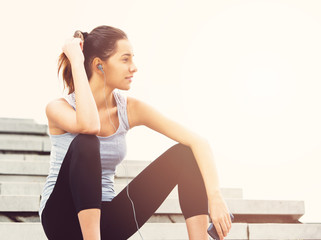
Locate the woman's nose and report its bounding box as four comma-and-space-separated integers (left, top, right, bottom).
130, 63, 138, 73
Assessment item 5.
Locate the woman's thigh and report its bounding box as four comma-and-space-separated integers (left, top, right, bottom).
41, 134, 102, 239
100, 143, 188, 240
41, 149, 84, 239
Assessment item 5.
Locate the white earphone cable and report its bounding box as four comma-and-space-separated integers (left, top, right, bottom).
102, 70, 144, 240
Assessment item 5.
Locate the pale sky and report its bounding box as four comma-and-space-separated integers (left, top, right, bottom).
1, 0, 320, 223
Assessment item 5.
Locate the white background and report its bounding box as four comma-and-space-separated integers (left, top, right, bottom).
1, 0, 320, 223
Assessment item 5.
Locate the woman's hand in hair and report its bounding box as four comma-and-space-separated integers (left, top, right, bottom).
62, 37, 85, 65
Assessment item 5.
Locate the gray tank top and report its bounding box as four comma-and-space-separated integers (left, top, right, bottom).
39, 90, 130, 221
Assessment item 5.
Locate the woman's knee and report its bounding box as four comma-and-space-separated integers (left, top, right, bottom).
72, 133, 99, 148
74, 133, 99, 143
69, 134, 100, 160
173, 143, 193, 156
169, 143, 195, 165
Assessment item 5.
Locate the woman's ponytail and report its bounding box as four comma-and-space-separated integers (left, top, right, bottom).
57, 30, 85, 95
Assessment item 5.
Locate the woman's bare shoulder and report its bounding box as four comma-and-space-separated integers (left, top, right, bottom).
45, 97, 72, 135
126, 96, 143, 129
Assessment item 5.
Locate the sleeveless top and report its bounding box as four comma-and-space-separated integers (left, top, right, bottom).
38, 90, 130, 221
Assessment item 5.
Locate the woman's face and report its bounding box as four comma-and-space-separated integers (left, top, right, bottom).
103, 39, 137, 90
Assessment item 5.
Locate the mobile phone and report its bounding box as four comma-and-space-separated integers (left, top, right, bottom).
207, 213, 234, 240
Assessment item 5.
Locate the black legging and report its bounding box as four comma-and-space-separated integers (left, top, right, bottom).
41, 134, 208, 240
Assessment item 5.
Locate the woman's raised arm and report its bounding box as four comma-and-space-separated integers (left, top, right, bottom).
62, 37, 100, 133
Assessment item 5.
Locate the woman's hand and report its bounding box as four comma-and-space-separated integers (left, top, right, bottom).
62, 37, 84, 65
208, 194, 232, 240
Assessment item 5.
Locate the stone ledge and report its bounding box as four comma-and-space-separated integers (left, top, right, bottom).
0, 118, 48, 135
0, 222, 249, 240
0, 135, 51, 152
2, 222, 321, 240
249, 223, 321, 239
0, 213, 186, 223
0, 181, 243, 199
0, 153, 49, 161
0, 159, 156, 178
0, 195, 305, 223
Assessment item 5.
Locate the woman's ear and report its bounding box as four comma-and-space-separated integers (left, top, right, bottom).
92, 57, 104, 73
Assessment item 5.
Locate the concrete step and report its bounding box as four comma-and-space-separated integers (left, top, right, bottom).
0, 159, 155, 178
0, 175, 47, 183
0, 153, 49, 161
0, 159, 150, 181
1, 222, 321, 240
0, 181, 243, 199
0, 160, 241, 200
0, 160, 49, 176
0, 118, 48, 135
248, 223, 321, 239
0, 158, 148, 183
0, 134, 51, 152
0, 195, 305, 223
0, 118, 35, 125
0, 222, 249, 240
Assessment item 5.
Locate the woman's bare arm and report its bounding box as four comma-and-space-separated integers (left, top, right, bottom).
63, 37, 100, 132
71, 61, 100, 132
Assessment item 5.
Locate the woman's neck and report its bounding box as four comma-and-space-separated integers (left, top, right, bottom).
89, 77, 116, 111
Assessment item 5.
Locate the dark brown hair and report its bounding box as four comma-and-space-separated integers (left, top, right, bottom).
58, 25, 128, 94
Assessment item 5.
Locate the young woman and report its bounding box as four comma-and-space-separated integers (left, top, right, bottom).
39, 25, 232, 240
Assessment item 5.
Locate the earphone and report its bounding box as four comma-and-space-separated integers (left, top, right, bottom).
98, 64, 144, 240
97, 64, 103, 71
